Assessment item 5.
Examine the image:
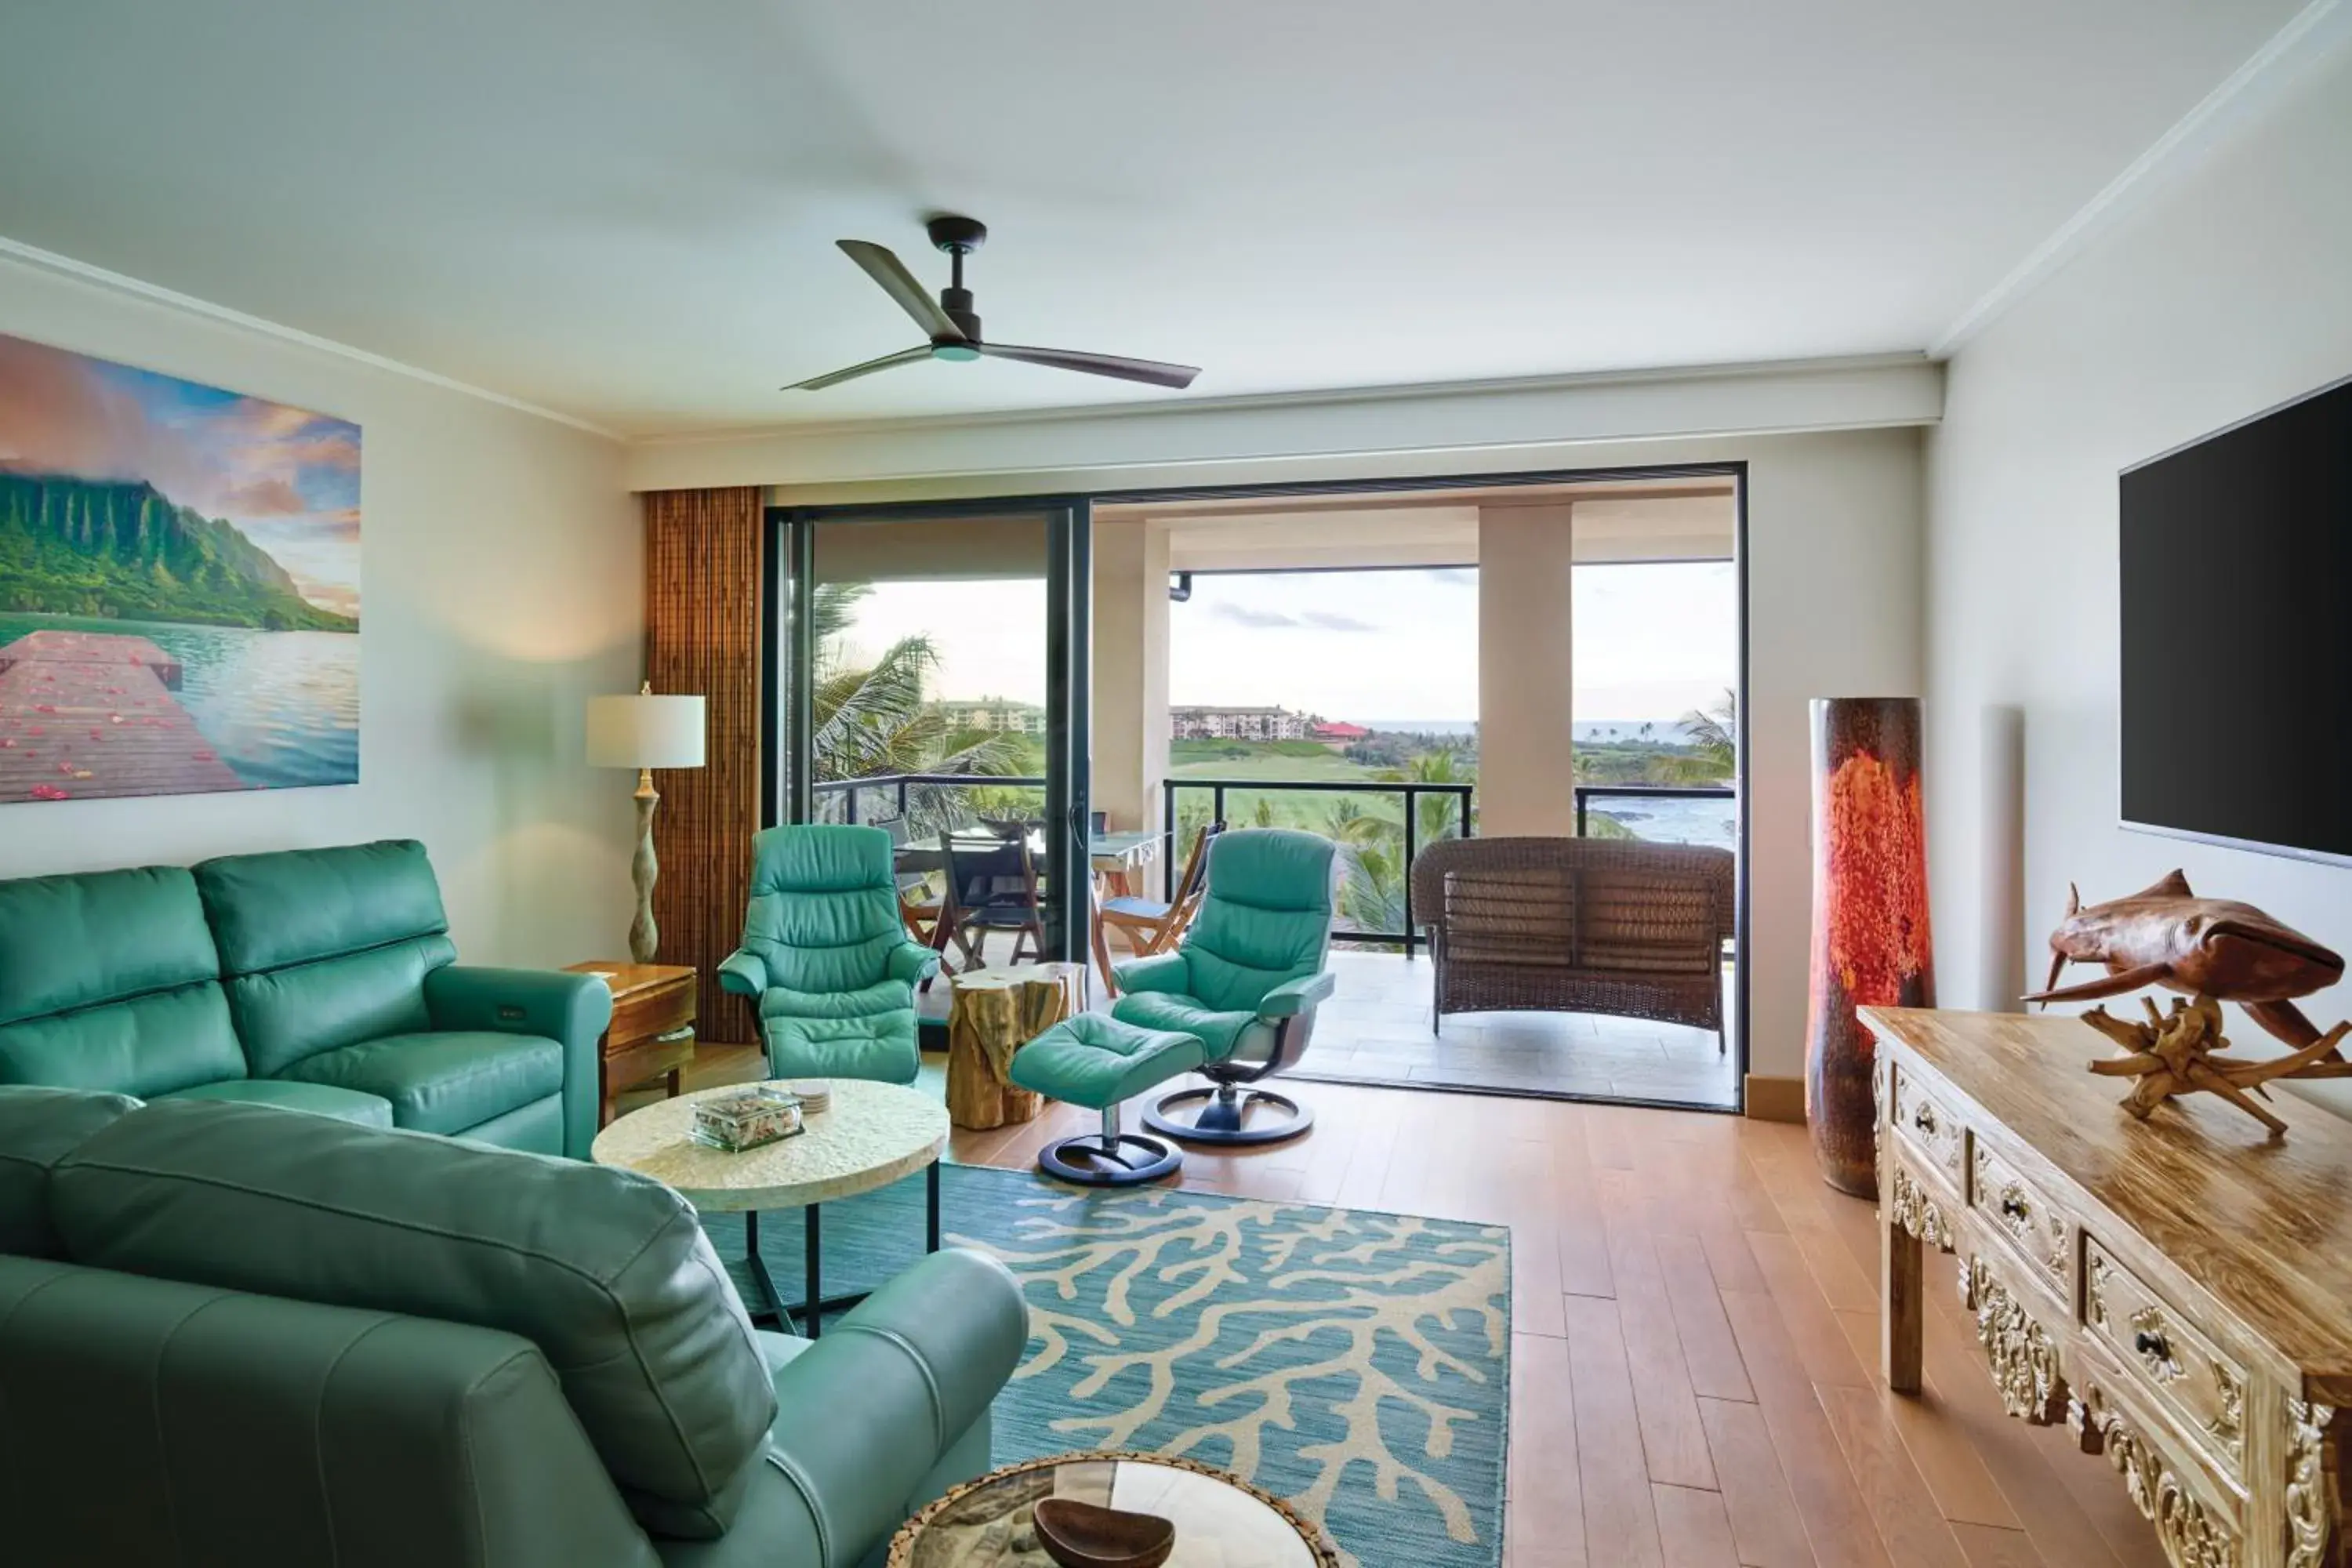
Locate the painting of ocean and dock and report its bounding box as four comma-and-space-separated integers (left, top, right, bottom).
0, 332, 358, 803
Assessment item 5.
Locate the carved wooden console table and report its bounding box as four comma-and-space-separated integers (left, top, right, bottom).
1864, 1007, 2352, 1568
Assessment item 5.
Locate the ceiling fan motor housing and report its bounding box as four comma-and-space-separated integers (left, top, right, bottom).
926, 214, 988, 253
936, 284, 982, 348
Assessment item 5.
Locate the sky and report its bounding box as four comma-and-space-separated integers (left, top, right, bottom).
0, 330, 362, 616
832, 562, 1735, 728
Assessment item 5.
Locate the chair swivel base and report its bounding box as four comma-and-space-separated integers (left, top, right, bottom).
1036, 1128, 1183, 1188
1145, 1081, 1314, 1146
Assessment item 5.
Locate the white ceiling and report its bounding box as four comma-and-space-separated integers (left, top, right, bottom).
0, 1, 2310, 437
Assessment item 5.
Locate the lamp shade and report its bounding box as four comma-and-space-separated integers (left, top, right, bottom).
586, 691, 706, 769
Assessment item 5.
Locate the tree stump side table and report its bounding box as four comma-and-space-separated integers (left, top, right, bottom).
946, 963, 1087, 1131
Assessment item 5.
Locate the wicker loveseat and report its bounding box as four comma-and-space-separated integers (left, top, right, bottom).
1410, 837, 1736, 1044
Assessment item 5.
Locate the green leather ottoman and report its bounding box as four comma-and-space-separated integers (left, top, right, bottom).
761, 1009, 919, 1085
1007, 1014, 1203, 1186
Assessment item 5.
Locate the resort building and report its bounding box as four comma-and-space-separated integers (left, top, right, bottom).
1169, 705, 1312, 741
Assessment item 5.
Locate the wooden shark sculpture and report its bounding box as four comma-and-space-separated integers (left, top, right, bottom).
2024, 869, 2347, 1054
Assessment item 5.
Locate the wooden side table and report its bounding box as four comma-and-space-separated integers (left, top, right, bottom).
567, 961, 697, 1126
944, 962, 1087, 1131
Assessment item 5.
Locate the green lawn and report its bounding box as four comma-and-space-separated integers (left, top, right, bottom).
1167, 741, 1374, 782
1164, 742, 1461, 835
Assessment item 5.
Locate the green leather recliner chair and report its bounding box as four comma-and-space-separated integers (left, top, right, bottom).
1011, 829, 1338, 1185
0, 1085, 1026, 1568
0, 840, 612, 1157
720, 824, 940, 1083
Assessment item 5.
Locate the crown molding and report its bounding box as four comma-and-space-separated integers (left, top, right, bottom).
1933, 0, 2352, 358
0, 234, 622, 441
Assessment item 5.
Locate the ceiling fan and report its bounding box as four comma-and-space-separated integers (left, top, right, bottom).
788, 215, 1201, 392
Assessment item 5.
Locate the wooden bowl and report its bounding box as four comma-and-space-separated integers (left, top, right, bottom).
1032, 1498, 1175, 1568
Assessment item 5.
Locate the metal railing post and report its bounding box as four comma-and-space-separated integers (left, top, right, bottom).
1163, 781, 1178, 901
1576, 786, 1587, 837
1402, 784, 1417, 957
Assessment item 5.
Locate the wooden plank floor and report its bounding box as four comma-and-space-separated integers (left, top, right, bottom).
654, 1048, 2165, 1568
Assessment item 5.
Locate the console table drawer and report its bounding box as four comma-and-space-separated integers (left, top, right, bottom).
1969, 1140, 2070, 1297
2083, 1239, 2249, 1482
1890, 1065, 1967, 1192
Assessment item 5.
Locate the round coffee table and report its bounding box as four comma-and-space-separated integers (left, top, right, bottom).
593, 1077, 949, 1338
888, 1451, 1338, 1568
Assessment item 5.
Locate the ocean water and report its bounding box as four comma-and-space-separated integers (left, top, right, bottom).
0, 613, 357, 789
1590, 791, 1737, 849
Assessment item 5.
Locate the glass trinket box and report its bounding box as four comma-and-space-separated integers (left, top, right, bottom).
691, 1087, 804, 1152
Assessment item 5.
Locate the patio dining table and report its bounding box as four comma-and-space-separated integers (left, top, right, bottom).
894, 828, 1158, 891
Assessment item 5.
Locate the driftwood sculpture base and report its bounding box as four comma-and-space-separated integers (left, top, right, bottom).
2082, 995, 2352, 1138
945, 963, 1087, 1131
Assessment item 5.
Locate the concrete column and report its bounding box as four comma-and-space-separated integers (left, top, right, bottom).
1477, 503, 1577, 835
1090, 517, 1171, 832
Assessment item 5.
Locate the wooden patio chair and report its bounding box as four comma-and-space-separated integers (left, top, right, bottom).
877, 816, 948, 986
940, 830, 1047, 967
1094, 822, 1222, 996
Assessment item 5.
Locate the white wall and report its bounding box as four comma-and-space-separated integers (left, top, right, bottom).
0, 256, 642, 967
1925, 40, 2352, 1092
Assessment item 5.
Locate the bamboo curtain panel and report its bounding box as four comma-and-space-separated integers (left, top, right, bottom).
643, 486, 764, 1046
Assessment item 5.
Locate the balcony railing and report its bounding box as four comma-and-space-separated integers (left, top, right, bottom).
807, 771, 1733, 953
1163, 777, 1475, 951
811, 771, 1046, 829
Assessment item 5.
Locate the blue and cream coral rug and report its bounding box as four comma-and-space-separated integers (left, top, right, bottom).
701, 1164, 1510, 1568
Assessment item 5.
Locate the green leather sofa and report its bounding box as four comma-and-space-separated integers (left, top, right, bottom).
721, 824, 940, 1084
0, 840, 615, 1157
0, 1085, 1028, 1567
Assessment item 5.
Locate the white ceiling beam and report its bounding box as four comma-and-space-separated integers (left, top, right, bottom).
626, 353, 1942, 492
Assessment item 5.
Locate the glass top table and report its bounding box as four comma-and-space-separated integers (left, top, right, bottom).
889, 1452, 1337, 1568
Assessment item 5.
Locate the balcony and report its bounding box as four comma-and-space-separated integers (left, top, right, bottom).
818, 769, 1739, 1112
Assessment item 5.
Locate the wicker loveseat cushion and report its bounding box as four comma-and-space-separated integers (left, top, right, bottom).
1578, 872, 1723, 976
1442, 869, 1576, 968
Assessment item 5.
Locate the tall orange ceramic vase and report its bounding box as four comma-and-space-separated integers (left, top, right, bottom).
1805, 697, 1933, 1196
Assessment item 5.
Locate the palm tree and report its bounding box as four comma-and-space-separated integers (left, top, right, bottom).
809, 582, 1027, 829
1318, 798, 1407, 934
1678, 688, 1737, 779
1376, 750, 1477, 846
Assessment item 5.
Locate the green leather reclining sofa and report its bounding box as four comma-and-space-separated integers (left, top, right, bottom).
0, 1085, 1029, 1566
0, 840, 615, 1156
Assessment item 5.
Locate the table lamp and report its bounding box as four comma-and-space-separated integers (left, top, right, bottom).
587, 683, 706, 964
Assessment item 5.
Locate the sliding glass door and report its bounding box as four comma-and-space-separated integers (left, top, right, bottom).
765, 500, 1092, 963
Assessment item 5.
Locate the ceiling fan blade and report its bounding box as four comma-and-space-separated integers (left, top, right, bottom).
837, 240, 963, 341
786, 344, 933, 391
975, 342, 1200, 389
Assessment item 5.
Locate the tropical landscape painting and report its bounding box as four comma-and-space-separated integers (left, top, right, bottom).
0, 332, 359, 804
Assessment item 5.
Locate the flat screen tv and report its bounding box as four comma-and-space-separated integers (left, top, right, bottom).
2120, 373, 2352, 864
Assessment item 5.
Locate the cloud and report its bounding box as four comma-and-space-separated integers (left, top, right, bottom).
0, 332, 359, 521
221, 476, 310, 516
1206, 603, 1381, 634
1210, 604, 1305, 629
1428, 568, 1477, 586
